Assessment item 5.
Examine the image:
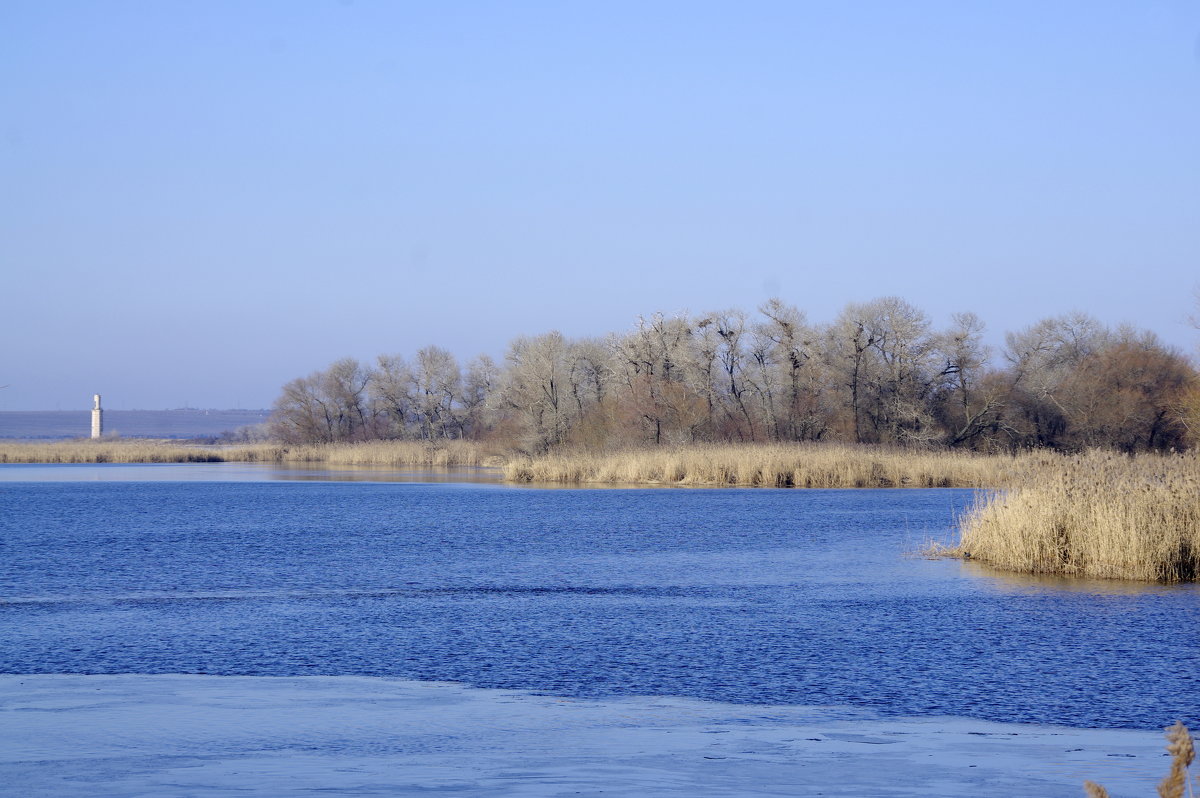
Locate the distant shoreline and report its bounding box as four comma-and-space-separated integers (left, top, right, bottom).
0, 409, 271, 440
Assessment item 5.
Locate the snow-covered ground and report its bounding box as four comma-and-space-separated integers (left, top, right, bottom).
0, 674, 1171, 797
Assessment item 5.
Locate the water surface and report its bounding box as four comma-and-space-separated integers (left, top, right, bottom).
1, 463, 1195, 730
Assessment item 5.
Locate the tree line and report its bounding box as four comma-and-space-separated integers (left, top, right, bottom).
270, 296, 1199, 453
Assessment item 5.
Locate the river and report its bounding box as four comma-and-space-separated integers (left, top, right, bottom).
3, 462, 1195, 730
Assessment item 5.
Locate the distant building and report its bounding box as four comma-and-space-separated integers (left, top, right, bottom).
91, 394, 103, 439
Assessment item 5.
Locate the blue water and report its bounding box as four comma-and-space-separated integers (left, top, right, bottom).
1, 465, 1197, 730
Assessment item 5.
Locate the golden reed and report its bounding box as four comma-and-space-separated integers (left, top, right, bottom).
948, 450, 1199, 583
0, 439, 489, 467
503, 443, 1046, 488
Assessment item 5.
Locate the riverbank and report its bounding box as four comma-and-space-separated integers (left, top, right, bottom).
0, 674, 1172, 797
503, 443, 1050, 488
0, 440, 1039, 487
0, 439, 493, 467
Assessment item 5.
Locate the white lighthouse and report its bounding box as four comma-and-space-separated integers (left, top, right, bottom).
91, 394, 103, 439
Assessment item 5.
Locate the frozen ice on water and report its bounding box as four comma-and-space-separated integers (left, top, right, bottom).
0, 674, 1168, 797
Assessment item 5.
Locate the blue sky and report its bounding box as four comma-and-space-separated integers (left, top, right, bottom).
3, 1, 1198, 409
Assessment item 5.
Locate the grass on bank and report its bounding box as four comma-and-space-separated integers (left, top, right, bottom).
0, 439, 491, 467
941, 450, 1200, 583
3, 440, 1042, 486
502, 443, 1052, 488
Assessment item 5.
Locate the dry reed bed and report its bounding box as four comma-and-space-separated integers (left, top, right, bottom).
0, 440, 489, 467
0, 440, 252, 463
503, 443, 1049, 488
274, 441, 489, 467
948, 450, 1200, 583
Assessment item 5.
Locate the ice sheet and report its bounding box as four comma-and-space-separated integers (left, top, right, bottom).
0, 674, 1171, 797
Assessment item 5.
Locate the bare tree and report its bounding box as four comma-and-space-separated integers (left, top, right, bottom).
268, 294, 1200, 453
932, 312, 1009, 447
698, 309, 756, 440
1003, 313, 1108, 447
826, 298, 937, 444
826, 303, 880, 443
567, 337, 613, 418
270, 373, 335, 444
371, 354, 415, 438
753, 298, 826, 441
1058, 331, 1194, 451
270, 357, 372, 443
498, 332, 571, 452
611, 313, 704, 444
457, 354, 499, 439
410, 346, 461, 440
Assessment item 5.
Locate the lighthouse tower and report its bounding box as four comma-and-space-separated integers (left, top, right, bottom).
91, 394, 103, 439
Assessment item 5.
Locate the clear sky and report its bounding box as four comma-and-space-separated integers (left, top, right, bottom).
3, 1, 1198, 410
